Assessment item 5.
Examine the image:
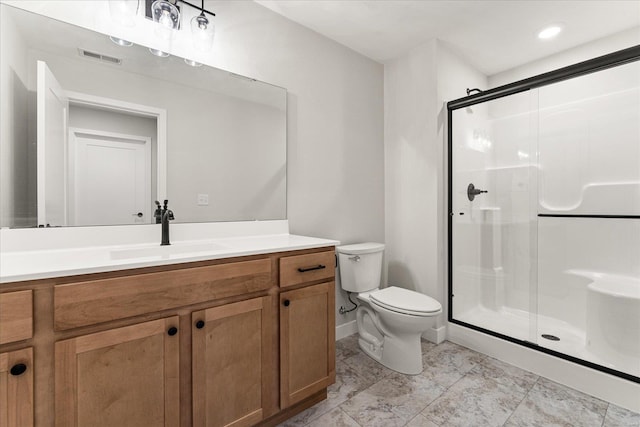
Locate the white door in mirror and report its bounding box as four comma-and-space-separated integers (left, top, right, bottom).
69, 129, 151, 226
37, 60, 69, 227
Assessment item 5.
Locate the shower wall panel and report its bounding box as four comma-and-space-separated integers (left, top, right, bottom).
538, 61, 640, 215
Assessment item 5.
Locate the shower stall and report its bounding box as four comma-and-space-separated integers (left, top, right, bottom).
447, 45, 640, 383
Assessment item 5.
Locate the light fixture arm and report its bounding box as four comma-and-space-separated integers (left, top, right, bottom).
180, 0, 215, 18
145, 0, 215, 20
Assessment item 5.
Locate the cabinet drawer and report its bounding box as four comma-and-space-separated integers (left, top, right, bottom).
279, 250, 335, 288
54, 258, 272, 330
0, 290, 33, 345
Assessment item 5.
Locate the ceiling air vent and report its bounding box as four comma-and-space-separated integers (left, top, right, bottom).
78, 49, 122, 65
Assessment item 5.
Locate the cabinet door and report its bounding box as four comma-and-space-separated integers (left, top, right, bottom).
0, 347, 33, 427
280, 281, 335, 408
55, 317, 180, 427
192, 296, 273, 427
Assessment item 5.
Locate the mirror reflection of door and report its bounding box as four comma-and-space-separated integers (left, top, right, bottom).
69, 129, 151, 226
37, 60, 68, 227
36, 61, 158, 227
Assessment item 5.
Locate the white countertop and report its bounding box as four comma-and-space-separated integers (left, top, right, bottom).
0, 234, 339, 283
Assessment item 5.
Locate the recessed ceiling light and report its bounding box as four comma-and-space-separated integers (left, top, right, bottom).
538, 25, 562, 40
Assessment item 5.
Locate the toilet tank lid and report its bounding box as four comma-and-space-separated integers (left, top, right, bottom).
336, 242, 385, 255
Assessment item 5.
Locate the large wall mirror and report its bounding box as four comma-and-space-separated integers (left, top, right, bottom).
0, 4, 287, 228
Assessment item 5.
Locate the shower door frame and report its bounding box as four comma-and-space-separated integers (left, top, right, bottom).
446, 44, 640, 383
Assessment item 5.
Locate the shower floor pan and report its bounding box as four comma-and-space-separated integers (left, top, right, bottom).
456, 305, 640, 378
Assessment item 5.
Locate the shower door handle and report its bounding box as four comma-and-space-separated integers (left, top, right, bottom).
467, 183, 488, 201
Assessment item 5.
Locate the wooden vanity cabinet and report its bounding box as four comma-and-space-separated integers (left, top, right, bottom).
0, 347, 34, 427
279, 281, 335, 408
54, 317, 180, 427
0, 290, 34, 427
1, 246, 336, 427
192, 296, 274, 427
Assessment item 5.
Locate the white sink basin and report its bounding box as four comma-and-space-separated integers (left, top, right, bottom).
110, 242, 228, 260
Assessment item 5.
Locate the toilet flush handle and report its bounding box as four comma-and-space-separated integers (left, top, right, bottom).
349, 255, 361, 262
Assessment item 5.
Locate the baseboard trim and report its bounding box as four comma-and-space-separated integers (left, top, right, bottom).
422, 325, 446, 344
336, 320, 358, 340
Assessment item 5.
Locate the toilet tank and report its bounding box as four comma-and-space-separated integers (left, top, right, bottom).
337, 243, 385, 293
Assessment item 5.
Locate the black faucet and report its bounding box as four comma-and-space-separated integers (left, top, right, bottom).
154, 200, 174, 246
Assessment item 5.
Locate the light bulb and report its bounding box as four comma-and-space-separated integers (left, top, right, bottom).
159, 9, 173, 28
151, 0, 179, 40
191, 13, 215, 51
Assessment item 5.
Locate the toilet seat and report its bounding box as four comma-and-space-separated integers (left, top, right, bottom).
369, 286, 441, 317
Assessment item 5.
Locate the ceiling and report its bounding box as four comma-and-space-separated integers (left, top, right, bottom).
255, 0, 640, 75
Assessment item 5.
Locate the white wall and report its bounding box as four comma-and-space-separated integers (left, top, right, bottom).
0, 10, 32, 227
384, 40, 438, 300
4, 0, 384, 327
384, 39, 487, 334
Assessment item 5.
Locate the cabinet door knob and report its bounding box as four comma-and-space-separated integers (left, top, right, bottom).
195, 320, 205, 329
283, 299, 290, 307
167, 326, 178, 336
10, 363, 27, 376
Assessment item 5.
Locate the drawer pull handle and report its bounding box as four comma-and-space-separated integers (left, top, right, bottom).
10, 363, 27, 376
167, 327, 178, 336
195, 320, 205, 329
297, 264, 326, 273
283, 299, 290, 307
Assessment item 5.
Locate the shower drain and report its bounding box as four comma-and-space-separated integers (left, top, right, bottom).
541, 334, 560, 341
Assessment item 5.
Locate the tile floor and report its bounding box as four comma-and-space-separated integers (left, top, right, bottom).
278, 335, 640, 427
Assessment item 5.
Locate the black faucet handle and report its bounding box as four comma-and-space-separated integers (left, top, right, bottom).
167, 210, 175, 220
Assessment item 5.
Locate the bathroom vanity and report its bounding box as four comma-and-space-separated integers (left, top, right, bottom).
0, 234, 337, 427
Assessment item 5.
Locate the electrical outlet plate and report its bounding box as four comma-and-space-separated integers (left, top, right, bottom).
197, 194, 209, 206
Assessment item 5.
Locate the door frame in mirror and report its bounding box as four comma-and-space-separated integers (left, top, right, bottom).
65, 90, 168, 206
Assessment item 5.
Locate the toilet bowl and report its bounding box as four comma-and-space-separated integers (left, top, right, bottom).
337, 243, 442, 375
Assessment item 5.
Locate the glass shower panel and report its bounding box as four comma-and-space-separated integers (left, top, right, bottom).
536, 60, 640, 379
451, 90, 539, 343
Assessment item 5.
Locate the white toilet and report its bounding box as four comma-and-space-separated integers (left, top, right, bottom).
337, 242, 442, 375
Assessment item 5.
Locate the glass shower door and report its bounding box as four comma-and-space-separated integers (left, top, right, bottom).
450, 90, 539, 344
534, 60, 640, 379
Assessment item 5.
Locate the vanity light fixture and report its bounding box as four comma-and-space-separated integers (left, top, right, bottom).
538, 25, 563, 40
108, 0, 216, 56
145, 0, 216, 53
